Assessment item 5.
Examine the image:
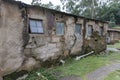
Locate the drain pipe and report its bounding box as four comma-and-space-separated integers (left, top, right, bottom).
75, 51, 94, 61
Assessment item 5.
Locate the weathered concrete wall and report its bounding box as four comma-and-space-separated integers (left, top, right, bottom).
0, 1, 25, 76
24, 8, 61, 62
84, 21, 108, 53
24, 8, 84, 62
108, 31, 120, 42
64, 17, 84, 55
0, 0, 108, 78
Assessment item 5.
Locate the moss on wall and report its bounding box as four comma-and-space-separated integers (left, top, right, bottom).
84, 31, 106, 54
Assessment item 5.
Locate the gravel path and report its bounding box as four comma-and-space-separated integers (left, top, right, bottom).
58, 75, 82, 80
58, 62, 120, 80
107, 48, 120, 52
86, 62, 120, 80
59, 48, 120, 80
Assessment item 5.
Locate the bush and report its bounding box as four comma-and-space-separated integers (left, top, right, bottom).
25, 68, 57, 80
109, 21, 116, 27
3, 70, 28, 80
3, 68, 57, 80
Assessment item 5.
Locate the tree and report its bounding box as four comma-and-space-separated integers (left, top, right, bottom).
31, 0, 61, 11
60, 0, 99, 18
98, 1, 120, 25
31, 0, 120, 25
54, 5, 61, 11
80, 0, 98, 18
60, 0, 81, 15
31, 0, 42, 5
109, 13, 116, 27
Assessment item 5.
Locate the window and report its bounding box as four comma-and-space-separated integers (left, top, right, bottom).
75, 24, 82, 34
86, 25, 93, 37
99, 27, 104, 36
29, 19, 44, 33
56, 22, 64, 35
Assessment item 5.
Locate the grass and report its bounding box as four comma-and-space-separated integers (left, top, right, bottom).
52, 52, 120, 79
111, 26, 120, 30
53, 56, 108, 77
104, 70, 120, 80
107, 41, 120, 49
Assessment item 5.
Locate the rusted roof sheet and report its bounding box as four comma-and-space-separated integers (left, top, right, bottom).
2, 0, 108, 23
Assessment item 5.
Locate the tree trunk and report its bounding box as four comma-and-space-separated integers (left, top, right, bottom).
91, 0, 95, 19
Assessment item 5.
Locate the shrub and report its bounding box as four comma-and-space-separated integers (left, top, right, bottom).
3, 68, 57, 80
25, 68, 57, 80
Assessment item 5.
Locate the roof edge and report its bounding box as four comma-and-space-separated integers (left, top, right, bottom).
2, 0, 108, 23
108, 28, 120, 32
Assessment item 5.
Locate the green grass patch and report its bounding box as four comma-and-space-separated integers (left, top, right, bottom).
107, 41, 120, 49
112, 26, 120, 30
51, 52, 120, 79
104, 70, 120, 80
53, 56, 108, 77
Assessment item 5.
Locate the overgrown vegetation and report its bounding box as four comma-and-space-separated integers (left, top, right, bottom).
111, 26, 120, 29
4, 68, 57, 80
25, 68, 57, 80
107, 40, 120, 49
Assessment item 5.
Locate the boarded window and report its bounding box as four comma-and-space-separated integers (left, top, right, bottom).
75, 24, 82, 34
99, 27, 104, 36
29, 19, 44, 33
56, 22, 64, 35
86, 25, 93, 37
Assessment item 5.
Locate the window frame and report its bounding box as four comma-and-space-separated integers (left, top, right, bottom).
56, 22, 65, 36
29, 18, 44, 34
75, 24, 82, 34
99, 26, 104, 36
86, 25, 93, 37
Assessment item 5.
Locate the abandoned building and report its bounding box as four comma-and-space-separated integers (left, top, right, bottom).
107, 28, 120, 43
0, 0, 108, 78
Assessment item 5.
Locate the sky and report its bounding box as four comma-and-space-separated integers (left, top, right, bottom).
18, 0, 62, 5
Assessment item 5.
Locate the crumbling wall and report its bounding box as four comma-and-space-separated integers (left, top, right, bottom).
24, 8, 61, 61
24, 10, 84, 63
84, 21, 107, 53
71, 18, 84, 55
